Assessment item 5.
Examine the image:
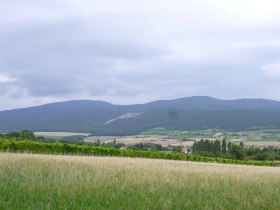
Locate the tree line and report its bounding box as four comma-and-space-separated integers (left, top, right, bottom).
192, 139, 280, 161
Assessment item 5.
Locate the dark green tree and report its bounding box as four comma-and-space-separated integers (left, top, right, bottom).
213, 140, 221, 154
228, 142, 232, 150
229, 145, 245, 160
96, 139, 101, 146
222, 138, 227, 154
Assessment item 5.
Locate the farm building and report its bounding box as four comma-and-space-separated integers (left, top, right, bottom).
181, 147, 188, 154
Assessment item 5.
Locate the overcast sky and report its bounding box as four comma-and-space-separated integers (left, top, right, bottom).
1, 0, 280, 110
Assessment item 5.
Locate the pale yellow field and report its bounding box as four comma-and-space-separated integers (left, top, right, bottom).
85, 135, 184, 146
85, 135, 280, 148
84, 135, 121, 142
35, 133, 280, 149
34, 132, 90, 137
0, 153, 280, 209
243, 141, 280, 148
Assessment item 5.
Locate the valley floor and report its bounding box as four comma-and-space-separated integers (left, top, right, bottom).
0, 153, 279, 209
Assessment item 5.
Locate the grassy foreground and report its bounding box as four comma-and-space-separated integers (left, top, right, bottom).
0, 153, 279, 210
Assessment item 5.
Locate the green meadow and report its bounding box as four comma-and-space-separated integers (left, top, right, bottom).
0, 153, 279, 210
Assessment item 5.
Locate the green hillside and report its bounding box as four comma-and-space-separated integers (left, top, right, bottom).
2, 97, 280, 134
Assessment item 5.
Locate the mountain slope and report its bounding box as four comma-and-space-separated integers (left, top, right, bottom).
94, 110, 280, 135
1, 96, 280, 134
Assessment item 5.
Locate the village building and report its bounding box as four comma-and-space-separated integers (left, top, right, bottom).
181, 147, 188, 154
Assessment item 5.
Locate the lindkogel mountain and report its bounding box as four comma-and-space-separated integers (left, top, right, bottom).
1, 96, 280, 135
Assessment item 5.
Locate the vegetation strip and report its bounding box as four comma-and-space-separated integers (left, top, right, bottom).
0, 138, 278, 166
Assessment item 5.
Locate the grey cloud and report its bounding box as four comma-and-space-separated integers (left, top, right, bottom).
1, 0, 280, 110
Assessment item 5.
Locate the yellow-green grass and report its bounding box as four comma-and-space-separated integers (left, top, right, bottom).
0, 153, 279, 210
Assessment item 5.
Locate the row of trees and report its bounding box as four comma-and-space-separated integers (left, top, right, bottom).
192, 139, 222, 155
192, 139, 245, 159
0, 130, 39, 140
192, 139, 280, 161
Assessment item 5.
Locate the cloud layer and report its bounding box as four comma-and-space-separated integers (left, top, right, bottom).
1, 0, 280, 110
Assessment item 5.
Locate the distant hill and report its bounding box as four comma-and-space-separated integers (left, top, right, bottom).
1, 96, 280, 135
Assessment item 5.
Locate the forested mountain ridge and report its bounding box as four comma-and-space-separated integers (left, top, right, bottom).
1, 96, 280, 135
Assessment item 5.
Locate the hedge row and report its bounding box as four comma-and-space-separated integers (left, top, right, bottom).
0, 138, 279, 167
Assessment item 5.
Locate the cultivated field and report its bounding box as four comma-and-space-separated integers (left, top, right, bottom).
142, 128, 280, 148
34, 132, 90, 137
237, 141, 280, 147
35, 129, 280, 148
85, 134, 280, 148
84, 135, 194, 147
0, 153, 279, 209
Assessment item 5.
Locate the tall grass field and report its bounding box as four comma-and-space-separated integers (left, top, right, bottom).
0, 153, 279, 209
